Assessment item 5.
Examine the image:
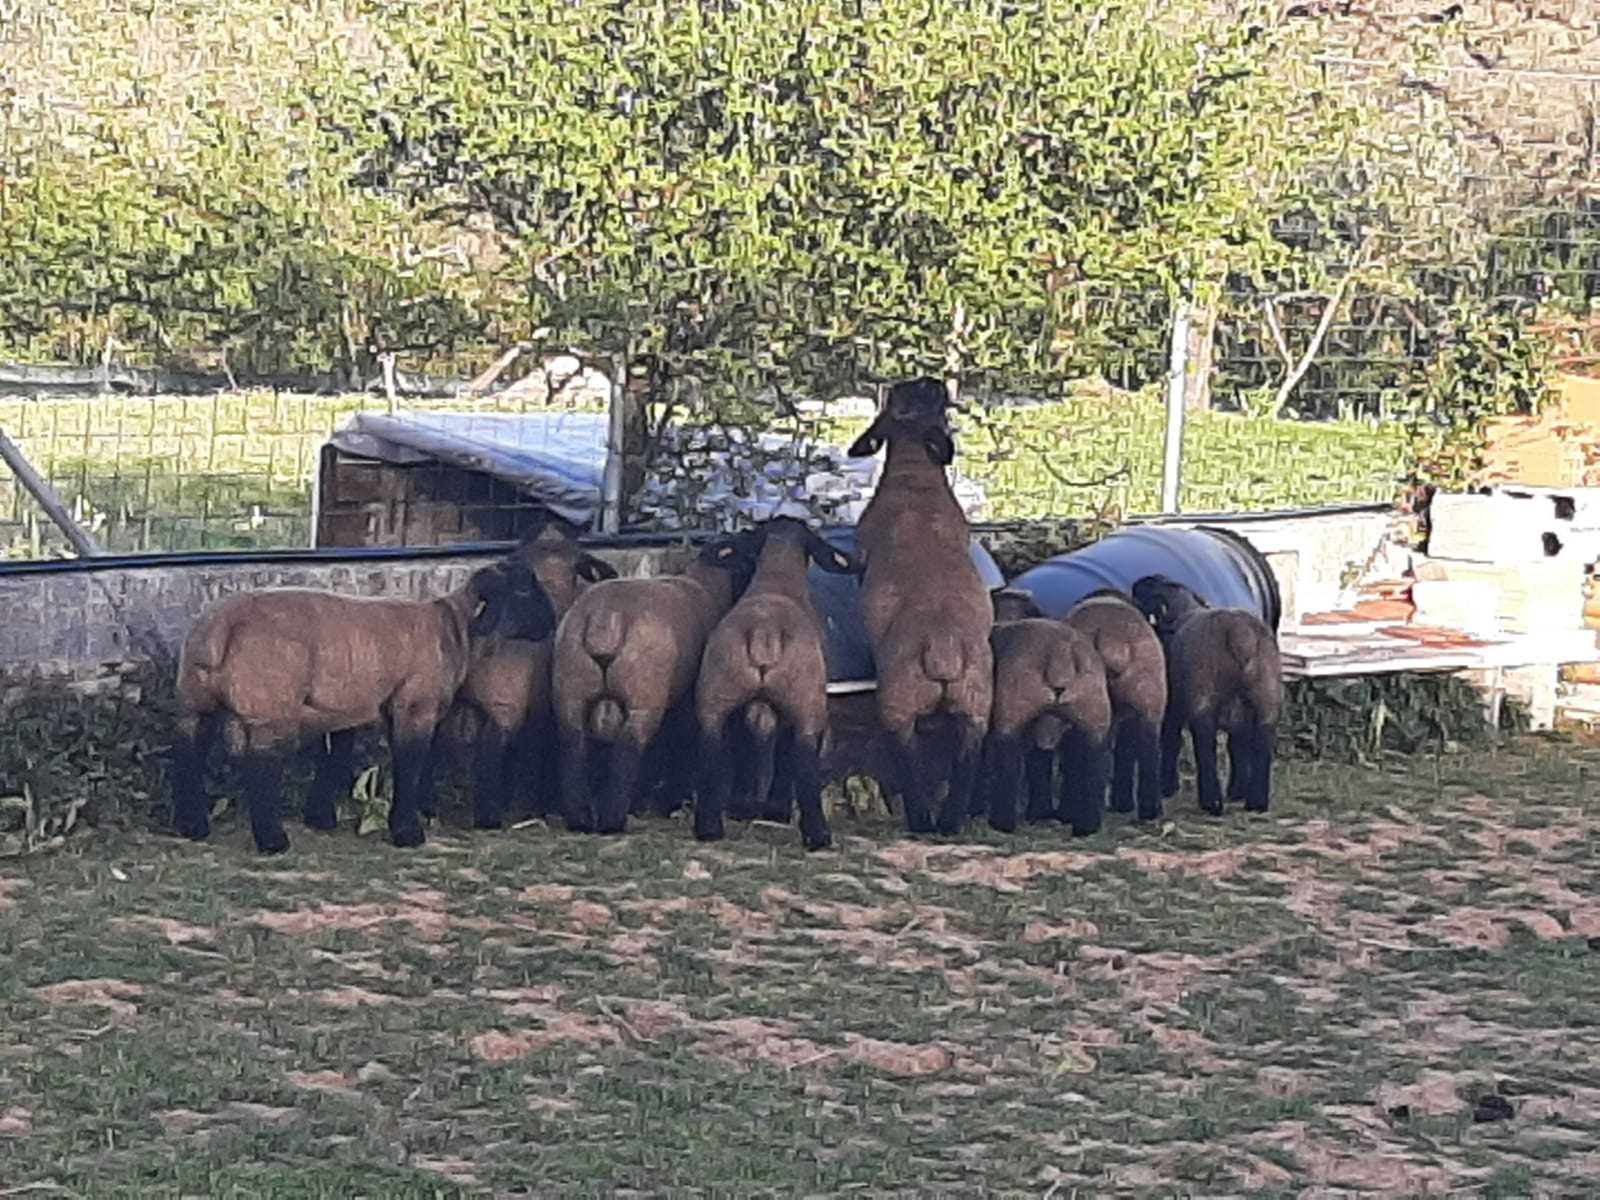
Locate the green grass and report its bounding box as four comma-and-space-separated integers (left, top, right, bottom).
0, 386, 1408, 555
3, 736, 1597, 1194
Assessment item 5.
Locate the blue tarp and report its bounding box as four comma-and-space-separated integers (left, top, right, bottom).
809, 525, 1006, 683
328, 410, 610, 526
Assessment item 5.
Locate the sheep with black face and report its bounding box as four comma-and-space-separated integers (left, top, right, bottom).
1130, 574, 1282, 816
432, 517, 618, 829
693, 515, 863, 850
551, 532, 757, 836
983, 587, 1113, 836
171, 559, 554, 854
847, 377, 993, 836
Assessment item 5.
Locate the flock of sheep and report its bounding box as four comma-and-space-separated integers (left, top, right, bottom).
169, 378, 1284, 856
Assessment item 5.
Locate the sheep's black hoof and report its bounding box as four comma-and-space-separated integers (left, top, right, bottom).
1245, 799, 1270, 814
303, 807, 339, 832
1136, 803, 1164, 823
473, 813, 505, 832
175, 816, 211, 842
595, 817, 629, 836
1108, 796, 1135, 815
1069, 823, 1100, 839
254, 829, 291, 856
694, 817, 725, 842
1199, 799, 1225, 818
390, 820, 427, 848
988, 816, 1018, 835
802, 830, 833, 852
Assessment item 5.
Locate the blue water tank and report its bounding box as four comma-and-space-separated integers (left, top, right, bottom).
808, 525, 1006, 683
1010, 525, 1281, 631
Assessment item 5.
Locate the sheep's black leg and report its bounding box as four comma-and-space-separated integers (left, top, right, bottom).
1108, 723, 1137, 814
1245, 721, 1275, 813
986, 734, 1024, 833
792, 735, 832, 851
471, 722, 514, 830
755, 726, 788, 823
1159, 709, 1184, 800
1132, 717, 1164, 822
596, 738, 643, 835
559, 727, 594, 833
892, 733, 936, 834
388, 732, 432, 849
171, 712, 220, 841
1189, 713, 1223, 816
520, 715, 558, 819
303, 728, 354, 832
694, 728, 730, 843
1225, 725, 1250, 805
937, 719, 984, 836
1061, 729, 1106, 837
242, 750, 291, 856
1025, 747, 1057, 823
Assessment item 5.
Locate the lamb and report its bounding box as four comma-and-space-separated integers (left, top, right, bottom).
1130, 574, 1283, 815
433, 517, 618, 829
692, 516, 864, 850
551, 532, 756, 836
1060, 589, 1171, 823
847, 376, 993, 836
983, 588, 1113, 836
171, 559, 553, 854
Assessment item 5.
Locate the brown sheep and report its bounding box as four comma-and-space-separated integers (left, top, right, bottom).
432, 517, 618, 829
847, 377, 994, 836
693, 516, 864, 850
171, 560, 552, 854
983, 588, 1113, 836
551, 532, 756, 836
1061, 589, 1171, 823
1130, 574, 1283, 815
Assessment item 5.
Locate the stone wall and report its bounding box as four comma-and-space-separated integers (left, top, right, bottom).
0, 543, 684, 684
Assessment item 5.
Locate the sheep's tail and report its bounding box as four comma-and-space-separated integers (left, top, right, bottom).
746, 626, 784, 673
1225, 616, 1262, 671
1043, 643, 1079, 692
921, 632, 965, 684
1093, 631, 1132, 678
587, 697, 626, 740
580, 608, 626, 664
743, 699, 779, 741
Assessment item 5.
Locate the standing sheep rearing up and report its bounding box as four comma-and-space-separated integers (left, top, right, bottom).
848, 376, 994, 836
693, 516, 864, 850
1130, 574, 1283, 816
172, 560, 553, 854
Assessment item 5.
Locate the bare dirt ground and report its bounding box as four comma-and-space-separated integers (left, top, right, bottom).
3, 738, 1598, 1196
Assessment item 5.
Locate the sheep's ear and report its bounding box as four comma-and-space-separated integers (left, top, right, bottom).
704, 537, 744, 568
468, 570, 509, 637
921, 427, 955, 466
847, 416, 887, 458
575, 554, 618, 583
806, 532, 862, 575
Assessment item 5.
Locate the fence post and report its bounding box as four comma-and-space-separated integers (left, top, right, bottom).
599, 351, 628, 534
0, 429, 101, 557
1160, 300, 1190, 515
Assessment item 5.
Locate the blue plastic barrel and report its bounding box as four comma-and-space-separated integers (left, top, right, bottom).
808, 525, 1006, 683
1009, 525, 1281, 632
